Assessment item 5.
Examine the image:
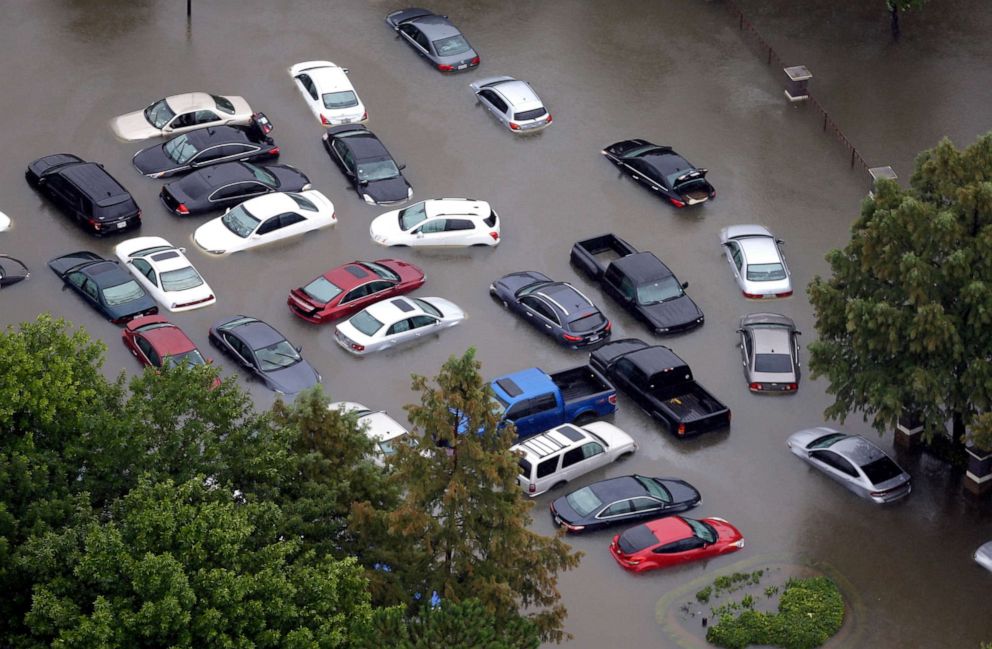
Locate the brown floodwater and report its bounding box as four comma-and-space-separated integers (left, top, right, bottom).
1, 1, 990, 647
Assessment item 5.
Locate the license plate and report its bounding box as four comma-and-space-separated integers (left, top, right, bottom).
340, 118, 351, 124
457, 64, 467, 70
589, 335, 600, 342
117, 222, 127, 229
553, 515, 562, 526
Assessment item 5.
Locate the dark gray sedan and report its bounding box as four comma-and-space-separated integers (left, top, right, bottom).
737, 313, 801, 393
385, 8, 479, 72
787, 427, 911, 503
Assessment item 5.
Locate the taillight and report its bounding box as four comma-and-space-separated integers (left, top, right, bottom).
320, 114, 331, 126
489, 231, 499, 241
743, 292, 763, 299
509, 122, 521, 130
269, 147, 280, 156
775, 290, 794, 298
787, 383, 798, 391
438, 63, 453, 72
604, 320, 612, 332
564, 523, 585, 532
528, 483, 536, 493
174, 295, 214, 309
669, 197, 685, 208
710, 189, 717, 198
361, 111, 368, 121
350, 343, 365, 351
562, 333, 582, 342
749, 382, 762, 391
608, 394, 617, 405
470, 56, 480, 65
677, 423, 686, 436
546, 114, 553, 122
177, 203, 189, 215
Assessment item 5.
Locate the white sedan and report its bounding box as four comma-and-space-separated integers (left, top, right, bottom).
193, 191, 336, 255
289, 61, 367, 127
335, 296, 465, 355
719, 224, 793, 298
0, 211, 10, 232
370, 198, 500, 247
114, 236, 216, 312
328, 401, 412, 467
111, 92, 253, 142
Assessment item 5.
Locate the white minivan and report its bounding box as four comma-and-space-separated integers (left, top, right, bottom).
512, 422, 637, 497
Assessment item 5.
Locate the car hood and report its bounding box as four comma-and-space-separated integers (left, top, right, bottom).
365, 176, 411, 204
194, 217, 246, 254
111, 110, 161, 141
637, 295, 703, 330
421, 297, 465, 323
659, 479, 701, 507
550, 495, 583, 525
369, 210, 405, 242
133, 145, 177, 175
264, 359, 320, 395
270, 165, 311, 191
494, 271, 550, 296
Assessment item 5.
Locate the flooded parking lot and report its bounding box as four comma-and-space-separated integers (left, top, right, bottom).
2, 1, 991, 646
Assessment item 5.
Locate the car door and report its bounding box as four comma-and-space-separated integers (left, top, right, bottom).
129, 257, 160, 300
559, 441, 607, 482
412, 218, 448, 245
221, 331, 256, 373
44, 175, 78, 218
652, 536, 706, 567
384, 317, 415, 348
739, 327, 753, 377
808, 449, 862, 493
724, 240, 745, 287
133, 334, 157, 366
410, 314, 440, 337
519, 295, 560, 335
477, 89, 509, 127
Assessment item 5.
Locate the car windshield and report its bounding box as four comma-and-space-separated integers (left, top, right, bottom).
566, 487, 603, 518
302, 276, 343, 304
253, 340, 301, 371
144, 98, 175, 129
212, 94, 235, 114
362, 261, 399, 281
245, 162, 276, 186
399, 202, 428, 230
433, 34, 470, 56
491, 392, 509, 416
746, 263, 787, 281
861, 456, 905, 485
357, 158, 400, 182
323, 90, 359, 109
163, 349, 207, 368
103, 280, 145, 306
349, 311, 384, 336
754, 353, 793, 373
413, 298, 442, 318
636, 276, 684, 305
160, 266, 204, 292
288, 193, 317, 211
685, 518, 718, 544
221, 205, 261, 238
808, 432, 848, 450
634, 476, 672, 503
164, 134, 200, 164
378, 433, 411, 457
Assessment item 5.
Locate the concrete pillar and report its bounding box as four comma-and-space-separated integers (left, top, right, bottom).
868, 166, 897, 198
894, 411, 923, 449
965, 444, 992, 496
783, 66, 811, 102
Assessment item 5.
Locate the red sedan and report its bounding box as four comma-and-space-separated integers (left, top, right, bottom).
609, 516, 744, 573
287, 259, 425, 324
122, 315, 219, 387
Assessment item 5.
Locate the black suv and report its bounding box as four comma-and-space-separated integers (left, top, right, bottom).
26, 154, 141, 235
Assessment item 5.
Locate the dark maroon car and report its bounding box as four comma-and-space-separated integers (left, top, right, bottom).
287, 259, 425, 324
122, 315, 220, 388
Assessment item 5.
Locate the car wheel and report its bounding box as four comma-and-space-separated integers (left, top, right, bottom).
573, 412, 597, 426
550, 481, 567, 491
615, 451, 634, 462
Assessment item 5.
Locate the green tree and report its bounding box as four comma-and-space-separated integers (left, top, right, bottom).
886, 0, 927, 41
808, 133, 992, 450
352, 349, 581, 643
363, 598, 540, 649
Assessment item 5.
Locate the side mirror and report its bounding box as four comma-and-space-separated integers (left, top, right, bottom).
776, 239, 785, 244
358, 179, 369, 186
178, 247, 186, 253
342, 67, 350, 74
295, 345, 303, 353
398, 163, 406, 171
681, 281, 689, 289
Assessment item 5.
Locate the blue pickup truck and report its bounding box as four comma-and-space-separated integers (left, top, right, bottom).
489, 365, 618, 439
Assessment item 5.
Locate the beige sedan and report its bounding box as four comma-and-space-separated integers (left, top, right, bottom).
110, 92, 252, 141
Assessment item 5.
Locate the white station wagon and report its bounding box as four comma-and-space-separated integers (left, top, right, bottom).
289, 60, 367, 127
110, 92, 253, 141
370, 198, 500, 247
194, 191, 336, 255
335, 296, 465, 355
114, 236, 215, 312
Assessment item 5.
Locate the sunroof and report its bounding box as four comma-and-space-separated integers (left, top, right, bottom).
345, 265, 368, 278
495, 378, 522, 397
392, 298, 415, 312
151, 251, 180, 262
557, 425, 585, 442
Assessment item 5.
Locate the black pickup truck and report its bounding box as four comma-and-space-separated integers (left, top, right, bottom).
570, 234, 703, 335
590, 338, 730, 437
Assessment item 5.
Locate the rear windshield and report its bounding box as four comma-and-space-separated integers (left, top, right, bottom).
104, 280, 145, 306
754, 353, 793, 373
514, 107, 547, 121
349, 311, 384, 336
569, 312, 605, 333
518, 458, 532, 478
323, 91, 359, 110
565, 487, 602, 518
746, 263, 787, 281
617, 524, 659, 554
160, 267, 204, 292
212, 95, 235, 114
95, 197, 137, 221
483, 209, 497, 227
164, 349, 207, 368
861, 457, 904, 485
303, 276, 343, 304
433, 35, 470, 57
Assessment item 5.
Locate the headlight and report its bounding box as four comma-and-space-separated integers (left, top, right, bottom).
206, 249, 226, 255
363, 194, 375, 205
407, 187, 414, 198
302, 183, 312, 191
657, 327, 669, 333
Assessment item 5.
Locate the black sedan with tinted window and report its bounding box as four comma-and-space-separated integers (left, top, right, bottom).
602, 139, 715, 208
490, 271, 611, 348
385, 8, 480, 72
550, 474, 702, 533
48, 251, 157, 323
160, 161, 310, 216
133, 119, 279, 179
208, 315, 321, 396
322, 125, 412, 205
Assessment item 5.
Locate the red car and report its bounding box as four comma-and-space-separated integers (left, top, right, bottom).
287, 259, 425, 324
609, 516, 744, 573
122, 315, 219, 387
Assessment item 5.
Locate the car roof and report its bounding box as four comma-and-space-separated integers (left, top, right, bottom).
359, 411, 409, 441
410, 13, 460, 38
309, 65, 353, 92
423, 198, 491, 218
363, 296, 425, 323
338, 131, 391, 160
638, 150, 694, 178
165, 92, 216, 112
588, 475, 647, 501
323, 262, 375, 289
138, 323, 198, 356
752, 326, 793, 355
145, 248, 191, 272
231, 319, 285, 349
185, 125, 252, 147
491, 80, 542, 109
185, 161, 253, 187
84, 260, 134, 287
242, 192, 306, 217
738, 235, 781, 264
534, 282, 593, 316
611, 251, 673, 283
514, 424, 590, 458
622, 345, 687, 375
643, 515, 692, 539
59, 163, 131, 204
830, 435, 889, 466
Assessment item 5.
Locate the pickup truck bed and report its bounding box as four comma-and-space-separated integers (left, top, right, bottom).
570, 234, 639, 279
552, 366, 613, 402
658, 391, 724, 422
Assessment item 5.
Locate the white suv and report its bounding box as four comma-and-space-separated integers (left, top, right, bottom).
512, 422, 636, 497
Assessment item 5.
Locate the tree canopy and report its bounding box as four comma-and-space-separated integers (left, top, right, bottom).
808, 133, 992, 449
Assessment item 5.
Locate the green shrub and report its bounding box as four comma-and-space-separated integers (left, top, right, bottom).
697, 586, 713, 603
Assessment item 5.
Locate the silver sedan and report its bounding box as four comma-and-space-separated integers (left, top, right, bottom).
787, 427, 911, 503
720, 225, 792, 298
470, 76, 552, 133
737, 313, 801, 393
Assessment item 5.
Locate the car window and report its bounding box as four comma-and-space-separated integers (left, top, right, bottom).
221, 204, 260, 238
256, 216, 282, 235
634, 476, 672, 502
212, 95, 236, 114
171, 112, 197, 129
132, 258, 156, 285
419, 219, 446, 234
83, 279, 100, 300
482, 90, 508, 113
212, 184, 247, 201
581, 441, 604, 459
686, 517, 718, 543
411, 315, 436, 328
618, 276, 637, 301
612, 358, 643, 384
433, 34, 470, 57
253, 340, 302, 372
414, 30, 431, 51
135, 335, 154, 360
444, 219, 475, 231
531, 393, 557, 413
536, 457, 558, 479
145, 345, 162, 367
811, 450, 859, 477
729, 242, 744, 271
67, 271, 86, 288
279, 212, 306, 228
560, 447, 585, 469
357, 159, 400, 182
342, 283, 372, 303
601, 500, 633, 517
297, 74, 318, 100
399, 202, 428, 230
742, 330, 753, 360
387, 318, 413, 336
629, 497, 662, 513
160, 267, 203, 292
412, 298, 442, 318
654, 537, 704, 554
603, 264, 624, 287
164, 135, 199, 164
193, 110, 217, 125
520, 296, 560, 325
363, 280, 393, 297
635, 276, 684, 305
222, 332, 249, 361
144, 98, 175, 128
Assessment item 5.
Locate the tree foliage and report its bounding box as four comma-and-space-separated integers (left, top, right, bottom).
885, 0, 927, 40
352, 349, 581, 643
808, 133, 992, 449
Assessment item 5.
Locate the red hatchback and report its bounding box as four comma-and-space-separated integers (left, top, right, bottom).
287, 259, 425, 324
610, 516, 744, 573
122, 315, 218, 386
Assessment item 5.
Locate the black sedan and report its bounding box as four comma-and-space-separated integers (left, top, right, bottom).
160, 161, 310, 216
490, 271, 611, 348
47, 251, 158, 323
550, 474, 701, 534
602, 139, 715, 208
133, 118, 279, 179
208, 315, 321, 395
385, 8, 480, 72
322, 125, 412, 205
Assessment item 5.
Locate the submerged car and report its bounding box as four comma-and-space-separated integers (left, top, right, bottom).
329, 401, 413, 467
161, 161, 310, 216
114, 236, 215, 312
193, 190, 336, 255
385, 8, 480, 72
602, 140, 715, 208
111, 92, 252, 141
133, 114, 278, 179
0, 211, 10, 232
975, 541, 992, 573
490, 271, 611, 348
48, 251, 158, 323
370, 198, 499, 247
0, 255, 29, 289
470, 76, 552, 133
787, 427, 912, 503
334, 296, 465, 355
737, 313, 801, 393
288, 259, 425, 324
121, 315, 217, 380
289, 60, 367, 126
720, 225, 792, 298
322, 125, 412, 205
549, 475, 702, 533
208, 315, 320, 395
610, 516, 744, 573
